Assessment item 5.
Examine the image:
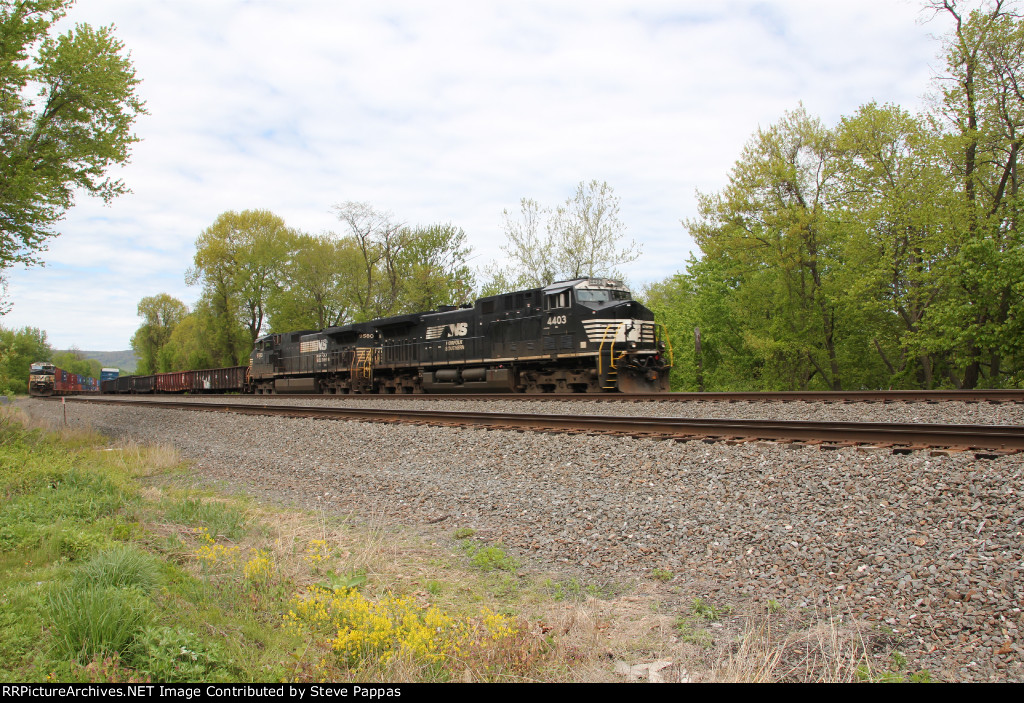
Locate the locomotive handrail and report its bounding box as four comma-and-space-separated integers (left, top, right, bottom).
654, 322, 674, 367
597, 321, 627, 377
355, 348, 373, 385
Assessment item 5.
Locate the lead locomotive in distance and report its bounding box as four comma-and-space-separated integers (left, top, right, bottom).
249, 278, 672, 394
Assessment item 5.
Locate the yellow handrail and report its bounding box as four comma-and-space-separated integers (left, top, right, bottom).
653, 322, 674, 367
358, 349, 373, 380
597, 321, 627, 377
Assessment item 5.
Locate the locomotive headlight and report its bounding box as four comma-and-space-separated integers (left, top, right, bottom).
629, 341, 637, 349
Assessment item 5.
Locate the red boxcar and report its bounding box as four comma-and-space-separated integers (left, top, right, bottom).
149, 366, 248, 394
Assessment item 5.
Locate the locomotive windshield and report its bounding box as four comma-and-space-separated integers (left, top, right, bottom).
575, 289, 631, 304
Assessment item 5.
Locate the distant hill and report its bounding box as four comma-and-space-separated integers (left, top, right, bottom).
56, 350, 138, 373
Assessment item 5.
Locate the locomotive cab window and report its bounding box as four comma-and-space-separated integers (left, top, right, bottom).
545, 290, 571, 310
576, 289, 631, 304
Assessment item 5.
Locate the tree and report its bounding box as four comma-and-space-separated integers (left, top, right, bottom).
489, 198, 557, 290
0, 325, 50, 393
157, 312, 216, 371
0, 0, 145, 275
331, 202, 408, 319
397, 223, 475, 311
687, 107, 851, 390
833, 102, 952, 387
267, 233, 363, 331
187, 210, 294, 354
330, 204, 475, 319
485, 181, 641, 292
130, 294, 188, 374
552, 180, 639, 280
51, 347, 99, 378
924, 0, 1024, 387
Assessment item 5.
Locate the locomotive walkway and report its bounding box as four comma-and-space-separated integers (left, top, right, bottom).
61, 396, 1024, 453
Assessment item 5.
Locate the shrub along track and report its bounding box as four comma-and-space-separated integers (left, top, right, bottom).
58, 396, 1024, 455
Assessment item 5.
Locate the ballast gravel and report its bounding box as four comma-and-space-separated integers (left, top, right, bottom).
95, 394, 1024, 426
23, 397, 1024, 682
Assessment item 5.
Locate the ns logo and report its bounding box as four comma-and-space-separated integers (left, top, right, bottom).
426, 322, 469, 340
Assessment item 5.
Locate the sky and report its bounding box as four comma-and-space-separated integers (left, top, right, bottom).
3, 0, 948, 350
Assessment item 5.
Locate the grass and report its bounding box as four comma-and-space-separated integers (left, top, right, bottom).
1, 403, 917, 683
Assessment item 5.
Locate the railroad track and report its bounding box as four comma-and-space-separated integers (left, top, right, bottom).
59, 396, 1024, 454
44, 389, 1024, 403
96, 389, 1024, 402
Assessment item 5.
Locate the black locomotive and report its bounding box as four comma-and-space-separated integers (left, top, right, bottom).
249, 278, 671, 394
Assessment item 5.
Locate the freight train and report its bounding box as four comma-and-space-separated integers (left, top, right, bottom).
27, 362, 107, 396
53, 278, 673, 396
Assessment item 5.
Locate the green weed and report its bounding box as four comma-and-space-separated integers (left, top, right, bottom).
461, 541, 519, 572
163, 496, 249, 540
316, 568, 367, 592
73, 545, 161, 591
46, 584, 152, 662
690, 597, 731, 621
675, 617, 714, 648
135, 626, 231, 682
651, 568, 673, 582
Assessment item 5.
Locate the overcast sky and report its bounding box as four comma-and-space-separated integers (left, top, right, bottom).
4, 0, 948, 350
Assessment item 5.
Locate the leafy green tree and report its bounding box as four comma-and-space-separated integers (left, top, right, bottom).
267, 233, 363, 332
833, 102, 953, 387
0, 0, 145, 278
642, 257, 765, 391
0, 325, 51, 393
156, 312, 216, 371
331, 202, 410, 319
129, 294, 188, 374
923, 0, 1024, 387
646, 2, 1024, 391
187, 210, 294, 356
688, 107, 851, 390
397, 223, 475, 312
331, 204, 476, 320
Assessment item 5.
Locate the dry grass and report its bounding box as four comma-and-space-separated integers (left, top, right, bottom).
100, 439, 184, 478
2, 403, 100, 445
703, 600, 892, 683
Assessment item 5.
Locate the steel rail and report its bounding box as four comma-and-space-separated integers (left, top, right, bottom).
61, 396, 1024, 451
73, 389, 1024, 403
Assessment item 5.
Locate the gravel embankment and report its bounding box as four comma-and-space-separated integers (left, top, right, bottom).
21, 398, 1023, 682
